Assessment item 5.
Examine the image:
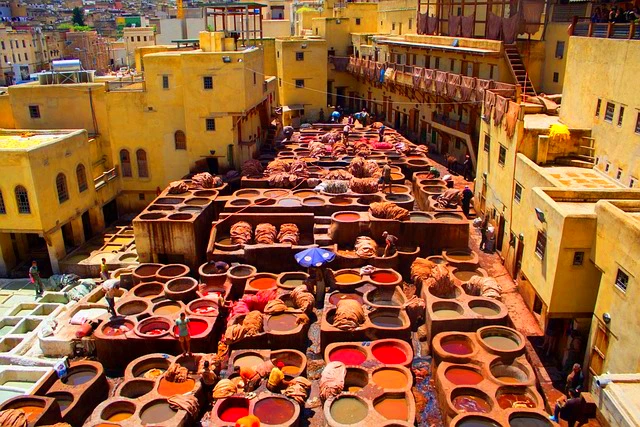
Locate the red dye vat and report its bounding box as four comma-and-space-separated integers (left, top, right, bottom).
250, 277, 277, 290
335, 213, 360, 222
371, 272, 398, 284
147, 329, 165, 336
445, 368, 484, 385
172, 319, 208, 336
452, 395, 491, 413
193, 306, 217, 315
329, 348, 367, 365
219, 407, 249, 422
328, 293, 364, 306
372, 343, 407, 364
441, 339, 473, 355
497, 393, 536, 409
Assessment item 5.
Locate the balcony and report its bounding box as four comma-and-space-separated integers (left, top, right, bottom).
105, 76, 146, 92
571, 19, 640, 39
432, 112, 472, 135
94, 167, 118, 190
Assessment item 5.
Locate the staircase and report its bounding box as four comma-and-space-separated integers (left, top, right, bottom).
555, 136, 597, 168
504, 44, 537, 99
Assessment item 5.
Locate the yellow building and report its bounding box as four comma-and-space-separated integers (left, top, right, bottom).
275, 37, 327, 125
0, 129, 112, 275
0, 24, 52, 85
122, 27, 156, 69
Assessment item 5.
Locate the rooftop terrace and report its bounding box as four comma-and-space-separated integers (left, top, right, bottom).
0, 130, 82, 151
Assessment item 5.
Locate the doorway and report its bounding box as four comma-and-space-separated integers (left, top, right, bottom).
496, 214, 506, 252
515, 238, 525, 277
81, 211, 92, 241
336, 87, 346, 108
102, 200, 119, 226
206, 157, 219, 175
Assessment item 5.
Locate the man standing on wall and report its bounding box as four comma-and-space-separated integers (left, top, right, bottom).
29, 261, 44, 299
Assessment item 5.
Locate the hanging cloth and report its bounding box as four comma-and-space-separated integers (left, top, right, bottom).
460, 76, 475, 101
475, 78, 493, 103
376, 63, 384, 83
368, 61, 376, 81
384, 67, 396, 82
435, 71, 447, 95
493, 82, 517, 99
504, 101, 520, 138
461, 15, 475, 38
493, 95, 509, 126
448, 15, 461, 36
423, 69, 434, 92
413, 67, 424, 86
347, 57, 355, 72
355, 57, 362, 74
427, 16, 438, 34
418, 13, 428, 35
361, 59, 369, 77
483, 90, 496, 123
502, 14, 520, 44
446, 73, 461, 99
487, 12, 502, 40
521, 0, 545, 34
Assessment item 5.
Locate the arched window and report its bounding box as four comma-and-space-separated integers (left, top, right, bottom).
0, 190, 6, 214
136, 149, 149, 178
15, 186, 30, 214
120, 149, 132, 177
56, 173, 69, 203
174, 131, 186, 150
76, 164, 88, 193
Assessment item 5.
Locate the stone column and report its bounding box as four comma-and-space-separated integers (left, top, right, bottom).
45, 229, 66, 275
88, 205, 105, 234
0, 233, 17, 277
70, 216, 86, 247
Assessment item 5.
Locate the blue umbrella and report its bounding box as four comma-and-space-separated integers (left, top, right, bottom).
295, 248, 335, 268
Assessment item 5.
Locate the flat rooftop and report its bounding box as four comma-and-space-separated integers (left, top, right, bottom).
523, 113, 560, 130
544, 166, 622, 189
0, 130, 80, 151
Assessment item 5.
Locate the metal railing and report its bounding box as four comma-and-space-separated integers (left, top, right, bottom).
106, 76, 146, 92
432, 112, 471, 134
94, 167, 118, 190
571, 18, 640, 39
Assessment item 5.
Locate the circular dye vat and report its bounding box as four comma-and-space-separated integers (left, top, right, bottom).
335, 273, 361, 284
447, 251, 475, 261
434, 308, 463, 319
371, 343, 407, 364
264, 189, 289, 198
281, 278, 305, 288
140, 401, 177, 424
267, 313, 298, 331
445, 367, 484, 385
107, 412, 132, 421
496, 376, 521, 384
441, 338, 473, 356
219, 405, 249, 422
229, 265, 255, 278
457, 416, 501, 427
253, 397, 296, 424
154, 301, 182, 315
137, 317, 171, 337
234, 354, 264, 369
374, 397, 409, 421
47, 392, 73, 412
217, 237, 234, 245
157, 378, 195, 396
497, 393, 536, 409
182, 318, 208, 336
278, 198, 302, 207
329, 292, 364, 306
17, 405, 43, 422
483, 335, 520, 351
334, 212, 361, 222
452, 394, 492, 413
509, 414, 553, 427
471, 305, 500, 316
370, 314, 404, 328
454, 270, 480, 282
64, 368, 96, 386
330, 397, 368, 424
294, 190, 317, 198
370, 271, 399, 284
409, 213, 432, 222
329, 197, 352, 205
249, 277, 277, 290
230, 199, 251, 206
372, 369, 408, 389
329, 348, 367, 365
102, 320, 134, 336
303, 197, 325, 206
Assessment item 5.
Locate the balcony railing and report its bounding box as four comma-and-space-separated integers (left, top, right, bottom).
94, 167, 118, 190
432, 112, 472, 135
106, 76, 146, 92
571, 18, 640, 39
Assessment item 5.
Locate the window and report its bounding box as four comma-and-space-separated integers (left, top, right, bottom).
139, 193, 145, 201
206, 118, 216, 131
174, 131, 186, 150
573, 251, 584, 266
483, 134, 490, 152
15, 186, 30, 214
203, 76, 213, 90
120, 149, 132, 177
0, 191, 5, 214
618, 106, 624, 126
136, 149, 149, 178
22, 40, 25, 48
56, 173, 69, 203
630, 177, 637, 188
595, 99, 601, 117
555, 41, 565, 59
590, 325, 609, 375
0, 41, 4, 49
535, 231, 546, 259
392, 23, 396, 30
137, 36, 141, 42
553, 72, 559, 83
635, 112, 640, 134
605, 162, 610, 173
355, 18, 361, 25
295, 79, 304, 88
498, 145, 506, 166
604, 102, 615, 122
24, 53, 28, 61
29, 105, 40, 119
434, 57, 440, 69
295, 52, 304, 61
409, 18, 413, 29
616, 168, 622, 180
514, 183, 522, 203
253, 72, 256, 85
162, 75, 169, 89
615, 268, 629, 292
143, 36, 147, 41
76, 164, 88, 192
450, 59, 455, 71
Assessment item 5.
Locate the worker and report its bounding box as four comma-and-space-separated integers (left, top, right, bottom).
102, 278, 120, 317
378, 125, 386, 142
100, 258, 109, 281
382, 231, 398, 257
266, 362, 290, 392
199, 360, 218, 402
380, 161, 393, 193
29, 260, 44, 299
282, 126, 294, 140
331, 109, 341, 123
175, 312, 192, 356
235, 365, 261, 392
235, 415, 261, 427
214, 261, 229, 274
319, 108, 325, 123
461, 186, 474, 217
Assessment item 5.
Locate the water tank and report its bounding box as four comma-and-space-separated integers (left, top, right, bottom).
52, 59, 82, 72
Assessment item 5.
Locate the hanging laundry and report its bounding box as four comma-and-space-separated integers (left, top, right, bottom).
494, 82, 517, 99
448, 15, 461, 36
427, 16, 438, 34
461, 15, 475, 37
487, 12, 502, 40
418, 12, 428, 35
502, 14, 520, 44
413, 67, 424, 86
475, 78, 493, 103
493, 95, 509, 127
447, 73, 461, 99
423, 69, 434, 92
435, 71, 447, 95
521, 0, 545, 34
483, 90, 496, 123
504, 101, 521, 138
460, 76, 476, 101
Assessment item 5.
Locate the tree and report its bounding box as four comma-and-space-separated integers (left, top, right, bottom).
72, 7, 85, 26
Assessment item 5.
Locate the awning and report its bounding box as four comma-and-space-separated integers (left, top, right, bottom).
282, 104, 305, 113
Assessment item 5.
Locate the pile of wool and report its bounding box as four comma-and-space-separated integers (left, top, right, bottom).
241, 159, 264, 178
277, 223, 300, 245
255, 223, 277, 244
350, 177, 379, 194
369, 201, 410, 221
230, 221, 253, 245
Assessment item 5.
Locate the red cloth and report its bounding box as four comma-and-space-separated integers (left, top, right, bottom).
427, 16, 438, 34
423, 69, 434, 92
461, 15, 475, 37
494, 82, 517, 99
522, 0, 545, 34
448, 15, 461, 36
502, 14, 520, 44
493, 95, 509, 126
413, 67, 423, 86
487, 12, 502, 40
460, 76, 475, 101
435, 71, 447, 95
504, 101, 520, 138
447, 73, 461, 98
475, 79, 493, 103
484, 91, 496, 123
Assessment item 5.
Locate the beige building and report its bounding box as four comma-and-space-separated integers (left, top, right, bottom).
122, 27, 156, 69
0, 25, 52, 85
64, 31, 110, 74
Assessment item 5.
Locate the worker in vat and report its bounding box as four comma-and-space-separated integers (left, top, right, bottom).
213, 260, 229, 274
175, 312, 192, 356
266, 362, 291, 392
282, 126, 294, 141
102, 278, 120, 317
378, 125, 386, 142
235, 414, 261, 427
100, 258, 109, 281
461, 186, 474, 217
234, 364, 261, 392
199, 360, 218, 403
382, 231, 398, 257
380, 161, 393, 194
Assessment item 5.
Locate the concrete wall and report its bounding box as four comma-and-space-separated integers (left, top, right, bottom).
263, 20, 292, 38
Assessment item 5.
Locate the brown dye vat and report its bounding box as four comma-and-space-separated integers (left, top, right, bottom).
435, 212, 464, 221
303, 196, 325, 206
46, 391, 73, 413
168, 213, 193, 220
409, 212, 433, 222
235, 189, 262, 197
479, 327, 524, 355
188, 298, 218, 317
118, 379, 155, 398
132, 282, 164, 298
139, 213, 167, 220
165, 277, 198, 301
184, 197, 210, 206
445, 367, 484, 386
233, 353, 265, 368
193, 190, 217, 197
153, 300, 183, 316
253, 396, 296, 425
254, 197, 277, 206
453, 415, 502, 426
155, 264, 190, 282
364, 288, 405, 307
433, 302, 465, 319
147, 205, 174, 211
329, 196, 353, 205
266, 313, 298, 331
454, 270, 481, 282
117, 299, 148, 316
293, 190, 317, 198
509, 413, 555, 426
329, 292, 364, 306
102, 319, 135, 336
157, 377, 195, 396
278, 197, 302, 207
101, 401, 136, 422
345, 367, 368, 393
469, 300, 501, 317
231, 198, 252, 206
277, 272, 309, 290
135, 317, 171, 338
133, 264, 162, 284
155, 197, 183, 205
271, 350, 306, 377
125, 354, 173, 379
496, 388, 536, 409
369, 310, 406, 328
139, 400, 177, 424
385, 193, 412, 203
264, 189, 289, 198
489, 361, 531, 385
357, 195, 383, 205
